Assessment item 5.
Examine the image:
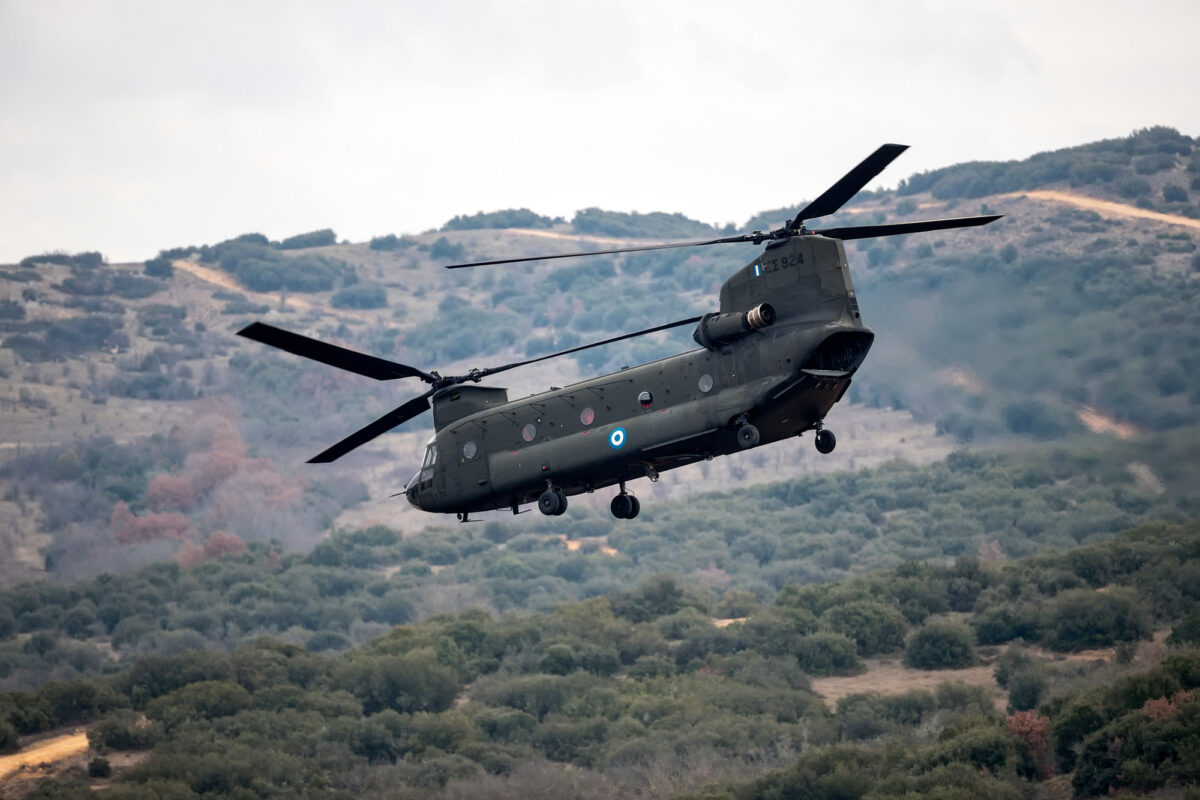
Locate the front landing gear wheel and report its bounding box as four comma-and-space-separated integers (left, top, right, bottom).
626, 496, 641, 519
736, 424, 760, 449
815, 428, 836, 454
538, 489, 566, 516
611, 493, 633, 519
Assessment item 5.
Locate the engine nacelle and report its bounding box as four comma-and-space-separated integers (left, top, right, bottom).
692, 303, 776, 350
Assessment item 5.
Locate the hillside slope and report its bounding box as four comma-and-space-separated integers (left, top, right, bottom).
0, 127, 1198, 584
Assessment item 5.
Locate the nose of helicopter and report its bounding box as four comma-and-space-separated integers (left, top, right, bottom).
403, 470, 423, 509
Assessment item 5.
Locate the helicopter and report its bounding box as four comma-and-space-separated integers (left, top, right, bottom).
238, 144, 1000, 521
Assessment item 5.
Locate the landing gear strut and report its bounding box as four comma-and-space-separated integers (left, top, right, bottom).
814, 423, 836, 455
610, 481, 640, 519
537, 485, 568, 516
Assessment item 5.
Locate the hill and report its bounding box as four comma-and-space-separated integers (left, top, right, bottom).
3, 128, 1199, 585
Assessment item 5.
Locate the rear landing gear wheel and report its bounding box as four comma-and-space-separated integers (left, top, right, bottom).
737, 424, 760, 449
626, 496, 640, 519
610, 493, 633, 519
815, 428, 836, 454
538, 489, 565, 516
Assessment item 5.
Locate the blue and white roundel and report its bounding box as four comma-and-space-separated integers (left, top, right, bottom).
608, 427, 626, 449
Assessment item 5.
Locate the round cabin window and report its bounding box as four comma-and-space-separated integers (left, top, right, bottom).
462, 440, 477, 459
521, 423, 536, 442
580, 407, 595, 426
698, 374, 714, 393
638, 390, 653, 409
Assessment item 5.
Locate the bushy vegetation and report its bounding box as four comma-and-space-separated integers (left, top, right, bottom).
18, 251, 105, 269
904, 620, 976, 669
856, 243, 1200, 436
170, 232, 358, 293
1, 315, 129, 362
571, 207, 718, 238
276, 228, 337, 250
331, 282, 387, 309
368, 233, 417, 251
442, 208, 562, 231
897, 126, 1195, 201
5, 518, 1200, 797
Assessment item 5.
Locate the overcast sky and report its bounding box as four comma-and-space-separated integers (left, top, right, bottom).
2, 0, 1198, 264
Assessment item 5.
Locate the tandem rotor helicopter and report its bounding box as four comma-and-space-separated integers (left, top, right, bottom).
239, 144, 1000, 521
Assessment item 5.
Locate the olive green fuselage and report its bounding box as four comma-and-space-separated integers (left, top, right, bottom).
406, 234, 873, 514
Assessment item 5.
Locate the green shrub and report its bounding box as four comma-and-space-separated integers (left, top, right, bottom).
821, 600, 908, 656
369, 234, 402, 251
1168, 610, 1200, 647
904, 620, 976, 669
1041, 587, 1152, 651
0, 720, 17, 753
143, 257, 174, 277
1164, 184, 1189, 203
277, 228, 336, 249
795, 633, 862, 676
331, 283, 387, 309
442, 208, 560, 231
1006, 669, 1047, 711
430, 237, 465, 262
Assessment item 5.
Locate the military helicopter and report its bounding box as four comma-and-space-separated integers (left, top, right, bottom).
238, 144, 1000, 521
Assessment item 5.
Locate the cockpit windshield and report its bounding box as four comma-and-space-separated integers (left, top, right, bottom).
406, 437, 438, 493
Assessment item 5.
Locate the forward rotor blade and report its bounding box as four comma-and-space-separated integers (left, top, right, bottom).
789, 143, 909, 228
816, 214, 1004, 241
238, 322, 435, 383
476, 314, 704, 379
443, 235, 756, 269
308, 393, 433, 463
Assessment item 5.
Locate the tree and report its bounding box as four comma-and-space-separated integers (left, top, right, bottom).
143, 257, 174, 277
1042, 588, 1151, 651
1167, 609, 1200, 647
0, 720, 17, 754
430, 237, 465, 262
331, 283, 387, 309
1007, 669, 1047, 711
1163, 184, 1188, 203
904, 620, 976, 669
821, 601, 908, 656
277, 229, 336, 249
795, 633, 862, 676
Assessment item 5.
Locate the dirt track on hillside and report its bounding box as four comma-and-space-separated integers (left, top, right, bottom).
0, 731, 89, 781
171, 260, 315, 311
1002, 190, 1200, 230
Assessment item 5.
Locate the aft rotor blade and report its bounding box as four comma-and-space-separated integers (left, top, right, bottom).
476, 314, 704, 379
309, 393, 433, 463
443, 234, 757, 269
816, 214, 1004, 241
789, 143, 909, 228
238, 322, 436, 383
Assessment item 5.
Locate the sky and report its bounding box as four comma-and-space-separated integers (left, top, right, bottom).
1, 0, 1198, 264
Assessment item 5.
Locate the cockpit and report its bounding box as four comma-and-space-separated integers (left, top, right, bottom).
404, 437, 438, 508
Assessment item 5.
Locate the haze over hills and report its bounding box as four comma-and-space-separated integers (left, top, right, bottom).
0, 127, 1199, 799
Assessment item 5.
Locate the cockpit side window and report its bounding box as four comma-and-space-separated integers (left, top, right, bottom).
422, 444, 438, 468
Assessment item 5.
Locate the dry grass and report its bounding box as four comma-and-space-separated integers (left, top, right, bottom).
810, 657, 1006, 711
